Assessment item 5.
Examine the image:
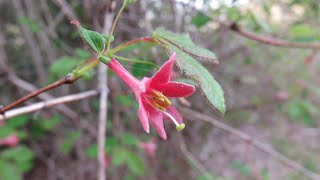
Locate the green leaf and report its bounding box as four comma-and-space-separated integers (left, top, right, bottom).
132, 62, 153, 78
126, 151, 145, 175
58, 131, 81, 155
1, 145, 35, 164
122, 133, 138, 146
191, 12, 211, 28
112, 148, 128, 166
286, 100, 316, 127
7, 115, 29, 128
289, 24, 318, 42
17, 16, 40, 33
85, 144, 98, 158
230, 161, 251, 176
0, 126, 14, 138
153, 28, 218, 63
78, 26, 106, 55
0, 160, 23, 180
50, 57, 77, 78
153, 28, 226, 115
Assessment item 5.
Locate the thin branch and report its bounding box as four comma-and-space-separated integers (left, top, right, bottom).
0, 90, 99, 121
53, 0, 78, 21
0, 76, 78, 114
179, 107, 320, 180
178, 134, 212, 180
219, 21, 320, 49
97, 2, 115, 180
12, 0, 47, 84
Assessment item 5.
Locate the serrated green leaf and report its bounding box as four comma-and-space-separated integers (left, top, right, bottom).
153, 28, 218, 63
153, 29, 225, 115
78, 27, 106, 54
192, 12, 211, 28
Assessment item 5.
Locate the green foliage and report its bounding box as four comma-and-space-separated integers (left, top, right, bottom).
112, 148, 145, 175
286, 99, 316, 127
289, 24, 318, 42
50, 57, 77, 78
116, 95, 137, 107
192, 12, 211, 28
153, 28, 226, 115
7, 115, 28, 129
77, 26, 106, 55
0, 145, 35, 178
17, 16, 40, 33
121, 133, 138, 146
0, 161, 22, 180
230, 161, 251, 176
131, 62, 153, 79
58, 131, 81, 155
124, 0, 137, 6
30, 116, 61, 138
226, 7, 242, 22
0, 126, 14, 138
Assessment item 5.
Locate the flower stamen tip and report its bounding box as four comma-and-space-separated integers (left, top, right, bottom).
176, 123, 185, 131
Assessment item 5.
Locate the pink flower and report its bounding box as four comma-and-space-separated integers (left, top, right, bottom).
0, 134, 19, 147
139, 138, 157, 158
108, 53, 195, 139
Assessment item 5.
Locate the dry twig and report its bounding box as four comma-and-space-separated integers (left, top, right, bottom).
0, 90, 99, 121
179, 107, 320, 180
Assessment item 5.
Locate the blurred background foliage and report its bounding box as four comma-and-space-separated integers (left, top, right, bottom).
0, 0, 320, 179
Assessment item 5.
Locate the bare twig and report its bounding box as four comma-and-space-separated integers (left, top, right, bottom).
178, 134, 212, 180
97, 1, 115, 180
0, 90, 99, 121
179, 107, 320, 180
0, 76, 78, 114
12, 0, 47, 84
219, 21, 320, 49
53, 0, 78, 21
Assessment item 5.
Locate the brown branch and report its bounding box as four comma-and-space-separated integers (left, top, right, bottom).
179, 107, 320, 180
220, 21, 320, 49
0, 76, 78, 114
0, 90, 99, 121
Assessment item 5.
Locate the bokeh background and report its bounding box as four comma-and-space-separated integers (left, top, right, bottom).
0, 0, 320, 179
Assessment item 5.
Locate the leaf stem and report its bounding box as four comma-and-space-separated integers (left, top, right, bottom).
111, 54, 158, 68
108, 37, 155, 54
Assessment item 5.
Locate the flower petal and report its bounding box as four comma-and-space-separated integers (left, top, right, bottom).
152, 81, 195, 98
143, 101, 167, 140
138, 97, 150, 133
164, 105, 183, 124
150, 53, 176, 85
108, 58, 141, 92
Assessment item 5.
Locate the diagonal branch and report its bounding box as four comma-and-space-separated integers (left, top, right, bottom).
179, 107, 320, 180
219, 21, 320, 49
0, 90, 99, 121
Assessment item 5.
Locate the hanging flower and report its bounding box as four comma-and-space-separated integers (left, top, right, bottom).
108, 53, 195, 139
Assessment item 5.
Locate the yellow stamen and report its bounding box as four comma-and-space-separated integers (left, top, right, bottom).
150, 91, 171, 110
